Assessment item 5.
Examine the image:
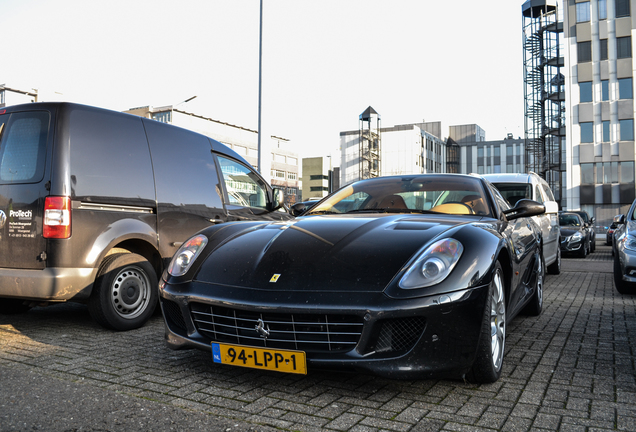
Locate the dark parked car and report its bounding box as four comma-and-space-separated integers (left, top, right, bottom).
559, 212, 590, 257
0, 102, 291, 330
612, 199, 636, 294
572, 210, 596, 252
160, 174, 546, 383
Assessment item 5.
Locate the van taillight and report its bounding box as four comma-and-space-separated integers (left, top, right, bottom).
43, 197, 71, 239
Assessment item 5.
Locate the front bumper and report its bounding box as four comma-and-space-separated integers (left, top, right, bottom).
617, 243, 636, 283
560, 236, 584, 253
159, 280, 489, 379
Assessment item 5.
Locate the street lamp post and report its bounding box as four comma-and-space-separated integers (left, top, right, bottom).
257, 0, 264, 175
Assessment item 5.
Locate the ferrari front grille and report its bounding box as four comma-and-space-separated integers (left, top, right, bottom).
190, 303, 363, 353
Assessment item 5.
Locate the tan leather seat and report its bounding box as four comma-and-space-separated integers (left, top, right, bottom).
430, 203, 473, 215
461, 194, 488, 215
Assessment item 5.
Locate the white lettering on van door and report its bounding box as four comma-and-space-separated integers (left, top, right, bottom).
7, 209, 35, 238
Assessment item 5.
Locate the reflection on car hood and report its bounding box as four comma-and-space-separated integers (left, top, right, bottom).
195, 214, 474, 292
560, 227, 583, 237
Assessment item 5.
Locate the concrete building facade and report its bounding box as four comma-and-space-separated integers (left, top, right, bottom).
339, 122, 446, 187
563, 0, 636, 227
301, 156, 333, 200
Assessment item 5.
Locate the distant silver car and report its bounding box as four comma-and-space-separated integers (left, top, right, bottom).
612, 199, 636, 294
483, 173, 561, 274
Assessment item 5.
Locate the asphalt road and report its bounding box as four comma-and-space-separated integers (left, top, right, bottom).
1, 243, 634, 432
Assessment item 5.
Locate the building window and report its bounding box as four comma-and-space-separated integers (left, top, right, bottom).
274, 154, 286, 164
287, 172, 297, 180
287, 157, 297, 165
602, 80, 610, 101
621, 161, 635, 183
599, 0, 607, 19
578, 41, 592, 63
309, 174, 328, 181
616, 0, 630, 17
576, 2, 591, 22
617, 36, 632, 58
600, 39, 608, 60
310, 186, 328, 192
619, 78, 633, 99
580, 82, 593, 102
275, 170, 285, 179
581, 122, 594, 142
581, 163, 594, 184
603, 120, 610, 142
620, 119, 634, 140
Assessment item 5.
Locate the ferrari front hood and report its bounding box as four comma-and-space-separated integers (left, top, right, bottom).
194, 214, 471, 292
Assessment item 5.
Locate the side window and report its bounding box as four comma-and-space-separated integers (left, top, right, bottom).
534, 185, 545, 204
217, 155, 269, 211
489, 184, 510, 212
144, 119, 223, 209
70, 108, 155, 205
542, 184, 555, 202
0, 111, 49, 184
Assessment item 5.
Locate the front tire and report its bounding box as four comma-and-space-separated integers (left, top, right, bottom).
467, 261, 506, 383
577, 239, 588, 258
88, 253, 158, 331
547, 245, 561, 275
614, 254, 636, 295
523, 254, 544, 316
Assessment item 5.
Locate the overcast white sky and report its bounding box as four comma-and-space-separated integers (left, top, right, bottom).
2, 0, 526, 160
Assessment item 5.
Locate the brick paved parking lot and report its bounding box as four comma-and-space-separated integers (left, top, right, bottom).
1, 244, 635, 431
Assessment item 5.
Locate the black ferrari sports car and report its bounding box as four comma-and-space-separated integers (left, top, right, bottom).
159, 174, 546, 383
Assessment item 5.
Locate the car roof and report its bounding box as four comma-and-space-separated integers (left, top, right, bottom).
481, 173, 535, 184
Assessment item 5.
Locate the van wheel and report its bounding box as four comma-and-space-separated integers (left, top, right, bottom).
0, 299, 32, 315
88, 253, 158, 331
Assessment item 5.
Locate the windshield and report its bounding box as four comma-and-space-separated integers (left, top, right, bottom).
559, 214, 581, 227
490, 183, 531, 207
306, 175, 492, 217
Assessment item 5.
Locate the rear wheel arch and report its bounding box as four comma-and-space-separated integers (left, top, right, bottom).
103, 239, 162, 277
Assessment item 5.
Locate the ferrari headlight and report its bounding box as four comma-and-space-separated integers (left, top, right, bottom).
623, 235, 636, 252
168, 234, 208, 277
399, 238, 464, 289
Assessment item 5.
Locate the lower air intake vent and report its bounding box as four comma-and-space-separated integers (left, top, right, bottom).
375, 317, 426, 353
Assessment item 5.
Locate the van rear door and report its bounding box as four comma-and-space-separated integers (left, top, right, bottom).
0, 109, 51, 270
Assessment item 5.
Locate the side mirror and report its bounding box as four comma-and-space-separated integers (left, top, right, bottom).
290, 201, 319, 217
502, 199, 546, 221
543, 201, 559, 214
617, 214, 626, 225
271, 188, 285, 211
291, 202, 308, 217
591, 217, 595, 224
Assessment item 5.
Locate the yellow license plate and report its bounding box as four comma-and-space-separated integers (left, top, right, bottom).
211, 342, 307, 375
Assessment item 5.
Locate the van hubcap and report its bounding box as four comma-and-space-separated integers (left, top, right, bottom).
110, 266, 150, 319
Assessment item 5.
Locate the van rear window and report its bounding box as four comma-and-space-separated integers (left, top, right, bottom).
0, 111, 49, 184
